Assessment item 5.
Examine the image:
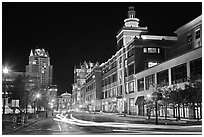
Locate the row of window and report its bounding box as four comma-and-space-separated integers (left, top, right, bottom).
143, 47, 161, 54
102, 87, 117, 99
85, 94, 93, 102
102, 61, 117, 75
86, 82, 95, 93
86, 74, 94, 83
102, 73, 117, 87
124, 63, 135, 77
138, 58, 201, 91
187, 28, 201, 43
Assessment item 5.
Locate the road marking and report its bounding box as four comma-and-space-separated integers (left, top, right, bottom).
58, 123, 62, 131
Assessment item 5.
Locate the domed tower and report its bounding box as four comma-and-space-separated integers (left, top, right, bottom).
116, 6, 148, 50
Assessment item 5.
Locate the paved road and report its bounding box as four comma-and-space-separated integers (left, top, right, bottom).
9, 113, 202, 135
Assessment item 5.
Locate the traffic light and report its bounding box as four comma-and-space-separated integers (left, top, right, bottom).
157, 92, 163, 100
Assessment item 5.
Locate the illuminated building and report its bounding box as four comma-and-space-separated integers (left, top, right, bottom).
26, 48, 53, 88
58, 92, 72, 112
47, 85, 58, 109
73, 7, 202, 119
84, 64, 102, 112
72, 62, 95, 110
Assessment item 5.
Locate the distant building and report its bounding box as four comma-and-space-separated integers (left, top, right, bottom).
84, 64, 102, 112
72, 61, 95, 110
47, 85, 58, 109
26, 48, 53, 88
58, 92, 72, 112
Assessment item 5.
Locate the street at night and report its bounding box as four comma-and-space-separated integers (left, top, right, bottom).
7, 112, 201, 135
2, 2, 202, 135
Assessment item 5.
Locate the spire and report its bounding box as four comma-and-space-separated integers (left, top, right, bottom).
124, 6, 140, 27
128, 6, 135, 18
30, 49, 33, 56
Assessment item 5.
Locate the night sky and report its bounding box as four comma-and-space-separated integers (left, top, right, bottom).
2, 2, 202, 95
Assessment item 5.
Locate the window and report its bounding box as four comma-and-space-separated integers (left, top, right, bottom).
145, 74, 155, 90
102, 92, 105, 99
105, 91, 107, 98
117, 85, 122, 96
112, 88, 116, 97
143, 47, 161, 54
148, 62, 158, 68
143, 48, 147, 53
148, 48, 157, 53
190, 58, 202, 80
137, 78, 144, 91
128, 48, 134, 58
171, 63, 187, 84
112, 73, 117, 82
157, 69, 169, 86
195, 29, 200, 39
129, 81, 134, 93
124, 67, 128, 77
125, 83, 128, 94
187, 33, 192, 43
128, 63, 134, 76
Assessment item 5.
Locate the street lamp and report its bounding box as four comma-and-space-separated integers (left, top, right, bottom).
2, 66, 9, 120
35, 93, 41, 119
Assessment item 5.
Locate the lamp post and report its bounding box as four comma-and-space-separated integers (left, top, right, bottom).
35, 93, 41, 119
2, 67, 9, 120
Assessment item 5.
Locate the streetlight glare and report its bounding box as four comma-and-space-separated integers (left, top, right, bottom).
36, 93, 41, 98
3, 67, 9, 74
147, 94, 151, 98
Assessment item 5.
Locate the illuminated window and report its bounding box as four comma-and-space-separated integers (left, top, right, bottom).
144, 48, 161, 54
148, 48, 157, 53
187, 33, 192, 43
143, 48, 147, 53
137, 78, 144, 92
195, 29, 200, 39
128, 81, 134, 93
145, 74, 155, 90
148, 62, 158, 68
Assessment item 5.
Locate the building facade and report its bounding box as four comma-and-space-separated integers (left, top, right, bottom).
72, 7, 202, 119
72, 62, 94, 110
58, 92, 72, 112
47, 85, 58, 110
84, 64, 102, 112
26, 48, 53, 88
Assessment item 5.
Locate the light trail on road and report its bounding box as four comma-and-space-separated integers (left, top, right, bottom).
54, 113, 202, 133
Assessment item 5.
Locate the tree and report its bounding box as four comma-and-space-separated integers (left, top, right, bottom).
11, 75, 27, 111
184, 75, 202, 119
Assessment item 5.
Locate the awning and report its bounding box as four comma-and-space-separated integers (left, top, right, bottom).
135, 96, 144, 105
